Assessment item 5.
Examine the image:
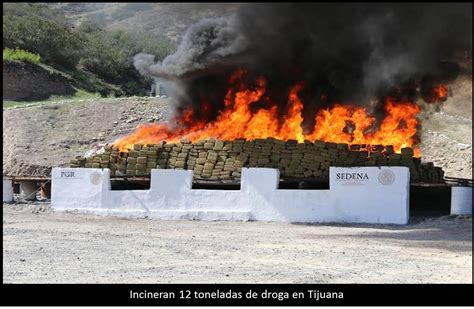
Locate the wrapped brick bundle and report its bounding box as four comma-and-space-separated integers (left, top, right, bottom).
70, 138, 445, 183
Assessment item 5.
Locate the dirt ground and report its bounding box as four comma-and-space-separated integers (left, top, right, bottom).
2, 96, 173, 177
3, 202, 472, 284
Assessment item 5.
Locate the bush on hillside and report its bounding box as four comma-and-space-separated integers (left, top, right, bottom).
3, 3, 176, 95
3, 48, 41, 64
3, 13, 84, 69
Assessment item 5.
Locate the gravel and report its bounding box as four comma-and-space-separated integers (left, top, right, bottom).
3, 202, 472, 283
3, 97, 173, 177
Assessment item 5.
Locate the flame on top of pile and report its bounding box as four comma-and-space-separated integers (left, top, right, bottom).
114, 69, 450, 156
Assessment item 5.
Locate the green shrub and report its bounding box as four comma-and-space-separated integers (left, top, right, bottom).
3, 3, 177, 95
3, 13, 85, 69
3, 48, 41, 64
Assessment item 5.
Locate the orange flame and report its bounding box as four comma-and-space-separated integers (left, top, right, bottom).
432, 84, 448, 101
114, 70, 422, 156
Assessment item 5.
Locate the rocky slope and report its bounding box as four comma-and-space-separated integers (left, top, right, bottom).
418, 74, 472, 179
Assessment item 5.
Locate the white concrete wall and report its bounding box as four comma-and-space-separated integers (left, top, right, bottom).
51, 168, 110, 211
52, 168, 250, 221
51, 166, 410, 224
3, 179, 13, 202
242, 167, 409, 224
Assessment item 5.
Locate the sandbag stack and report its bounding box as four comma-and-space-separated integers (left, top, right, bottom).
70, 138, 445, 183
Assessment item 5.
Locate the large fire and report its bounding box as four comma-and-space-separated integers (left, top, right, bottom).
114, 69, 447, 156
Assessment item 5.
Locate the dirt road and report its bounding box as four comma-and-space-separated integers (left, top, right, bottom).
3, 202, 472, 283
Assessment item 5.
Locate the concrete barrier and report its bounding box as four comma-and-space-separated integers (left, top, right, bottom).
3, 179, 13, 202
51, 166, 410, 224
451, 186, 472, 215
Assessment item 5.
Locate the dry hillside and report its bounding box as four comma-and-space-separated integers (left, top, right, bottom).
47, 3, 240, 43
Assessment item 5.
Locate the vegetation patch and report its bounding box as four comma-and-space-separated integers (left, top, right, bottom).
3, 48, 41, 64
3, 3, 176, 98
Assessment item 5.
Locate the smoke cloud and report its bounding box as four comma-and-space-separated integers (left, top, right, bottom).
136, 16, 248, 79
133, 53, 156, 77
135, 3, 472, 114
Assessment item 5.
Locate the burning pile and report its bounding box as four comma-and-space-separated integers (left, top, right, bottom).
113, 69, 428, 156
113, 4, 470, 157
70, 138, 444, 183
70, 4, 469, 185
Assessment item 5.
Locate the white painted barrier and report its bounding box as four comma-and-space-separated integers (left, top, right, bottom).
450, 186, 472, 215
51, 166, 410, 224
3, 179, 13, 202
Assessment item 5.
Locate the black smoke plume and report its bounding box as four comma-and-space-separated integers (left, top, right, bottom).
135, 3, 471, 126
